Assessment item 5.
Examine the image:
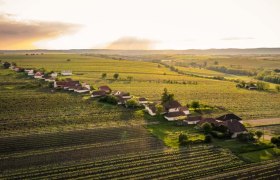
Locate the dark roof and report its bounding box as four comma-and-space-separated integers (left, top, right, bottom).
99, 85, 111, 92
56, 81, 80, 87
163, 100, 182, 110
186, 116, 202, 122
179, 106, 189, 111
216, 113, 242, 121
139, 97, 147, 101
220, 120, 247, 133
165, 111, 186, 118
92, 90, 106, 96
198, 118, 219, 125
147, 104, 157, 113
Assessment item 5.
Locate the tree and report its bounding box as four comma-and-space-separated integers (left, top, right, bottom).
276, 85, 280, 92
214, 61, 219, 65
3, 62, 11, 69
101, 73, 107, 79
201, 122, 212, 134
113, 73, 119, 80
155, 104, 164, 115
178, 133, 188, 146
256, 81, 270, 90
271, 136, 280, 147
191, 101, 200, 109
11, 62, 17, 66
204, 135, 212, 143
255, 131, 263, 141
66, 59, 71, 62
126, 99, 138, 108
161, 88, 174, 104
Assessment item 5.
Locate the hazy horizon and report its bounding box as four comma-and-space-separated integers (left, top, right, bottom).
1, 0, 280, 50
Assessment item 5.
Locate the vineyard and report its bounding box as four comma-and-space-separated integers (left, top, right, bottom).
1, 145, 279, 180
1, 54, 280, 119
1, 54, 280, 179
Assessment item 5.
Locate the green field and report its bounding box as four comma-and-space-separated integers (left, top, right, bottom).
1, 54, 280, 120
1, 53, 280, 179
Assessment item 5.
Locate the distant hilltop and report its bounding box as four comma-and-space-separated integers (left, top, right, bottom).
1, 48, 280, 55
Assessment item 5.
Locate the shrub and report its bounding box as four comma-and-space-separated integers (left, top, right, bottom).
255, 131, 263, 141
211, 131, 225, 139
191, 101, 200, 109
99, 95, 118, 105
271, 136, 280, 147
178, 133, 188, 146
201, 122, 212, 134
126, 99, 139, 108
204, 135, 212, 143
237, 132, 255, 143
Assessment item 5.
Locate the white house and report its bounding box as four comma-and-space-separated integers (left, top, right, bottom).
34, 72, 44, 79
27, 70, 34, 76
61, 70, 72, 76
51, 72, 58, 78
164, 111, 186, 121
138, 97, 148, 104
145, 104, 157, 116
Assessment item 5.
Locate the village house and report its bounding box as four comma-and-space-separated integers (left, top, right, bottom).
138, 97, 148, 105
98, 85, 112, 94
27, 70, 34, 76
91, 90, 106, 98
145, 103, 157, 116
112, 91, 132, 99
184, 116, 203, 125
164, 111, 186, 121
163, 100, 190, 121
197, 115, 247, 138
61, 70, 72, 76
34, 72, 44, 79
74, 86, 90, 93
219, 120, 247, 138
54, 80, 80, 89
216, 113, 242, 122
51, 72, 58, 78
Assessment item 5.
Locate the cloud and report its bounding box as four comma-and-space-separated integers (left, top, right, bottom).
0, 14, 81, 49
105, 37, 155, 50
221, 37, 255, 41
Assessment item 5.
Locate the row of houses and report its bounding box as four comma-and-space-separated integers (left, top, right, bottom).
185, 113, 247, 138
5, 63, 247, 138
91, 85, 148, 105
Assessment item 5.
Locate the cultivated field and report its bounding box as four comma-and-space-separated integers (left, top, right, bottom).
0, 53, 279, 179
1, 54, 280, 120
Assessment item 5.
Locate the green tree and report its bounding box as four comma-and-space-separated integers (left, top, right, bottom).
271, 136, 280, 147
255, 131, 263, 141
155, 104, 164, 115
204, 135, 212, 143
191, 101, 200, 109
178, 133, 188, 146
126, 99, 138, 108
113, 73, 119, 80
161, 88, 174, 104
101, 73, 107, 79
256, 81, 270, 90
201, 122, 212, 134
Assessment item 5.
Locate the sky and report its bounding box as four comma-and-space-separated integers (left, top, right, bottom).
0, 0, 280, 50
